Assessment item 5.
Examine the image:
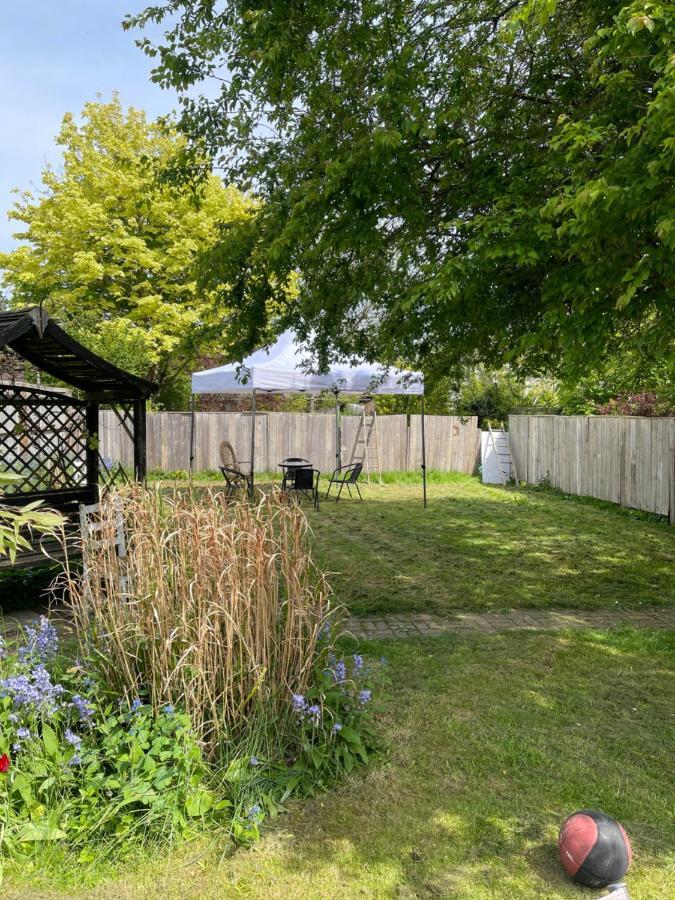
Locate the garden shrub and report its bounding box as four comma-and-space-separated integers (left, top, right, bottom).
0, 618, 225, 860
0, 565, 62, 612
27, 487, 382, 860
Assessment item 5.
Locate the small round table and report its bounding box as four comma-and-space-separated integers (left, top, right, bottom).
279, 459, 312, 489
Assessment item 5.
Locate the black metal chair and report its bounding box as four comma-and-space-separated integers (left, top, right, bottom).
284, 466, 320, 509
220, 465, 252, 500
280, 458, 311, 489
325, 462, 364, 502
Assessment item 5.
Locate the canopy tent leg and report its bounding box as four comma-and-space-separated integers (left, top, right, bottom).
249, 388, 256, 498
333, 389, 341, 471
188, 394, 196, 474
421, 394, 427, 508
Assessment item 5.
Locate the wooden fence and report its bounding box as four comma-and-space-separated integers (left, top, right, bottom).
100, 411, 480, 475
509, 415, 675, 519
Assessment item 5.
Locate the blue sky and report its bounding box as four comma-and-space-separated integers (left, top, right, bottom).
0, 1, 178, 252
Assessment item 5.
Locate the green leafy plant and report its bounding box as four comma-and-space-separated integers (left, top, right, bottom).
0, 472, 62, 564
0, 618, 226, 861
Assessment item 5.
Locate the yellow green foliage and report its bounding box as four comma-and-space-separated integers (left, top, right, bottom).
0, 97, 256, 402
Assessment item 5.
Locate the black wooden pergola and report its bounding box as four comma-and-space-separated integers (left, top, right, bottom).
0, 307, 157, 515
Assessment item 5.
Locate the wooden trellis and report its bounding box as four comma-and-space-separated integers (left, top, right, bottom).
0, 307, 156, 517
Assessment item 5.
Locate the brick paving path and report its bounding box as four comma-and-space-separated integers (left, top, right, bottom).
346, 607, 675, 640
1, 606, 75, 644
3, 605, 674, 644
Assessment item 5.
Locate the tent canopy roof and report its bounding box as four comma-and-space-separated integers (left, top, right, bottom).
192, 330, 424, 396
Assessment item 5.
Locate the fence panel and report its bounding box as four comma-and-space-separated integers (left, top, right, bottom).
100, 410, 480, 476
509, 415, 674, 517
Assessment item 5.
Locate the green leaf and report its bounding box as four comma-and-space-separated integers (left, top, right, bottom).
185, 789, 214, 817
42, 723, 59, 760
12, 823, 67, 843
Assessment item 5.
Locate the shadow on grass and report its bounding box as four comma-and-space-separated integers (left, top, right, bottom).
304, 480, 674, 615
232, 629, 674, 899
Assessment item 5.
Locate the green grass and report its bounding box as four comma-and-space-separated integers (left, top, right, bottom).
6, 628, 673, 898
6, 474, 668, 898
306, 476, 674, 615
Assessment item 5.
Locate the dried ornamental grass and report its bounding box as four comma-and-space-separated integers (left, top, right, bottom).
63, 487, 333, 757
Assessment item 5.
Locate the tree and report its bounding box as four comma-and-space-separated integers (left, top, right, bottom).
0, 97, 256, 406
125, 1, 674, 382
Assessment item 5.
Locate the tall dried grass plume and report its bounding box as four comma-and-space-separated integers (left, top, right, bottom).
63, 487, 334, 757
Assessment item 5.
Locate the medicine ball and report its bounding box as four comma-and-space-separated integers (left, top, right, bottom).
558, 810, 632, 887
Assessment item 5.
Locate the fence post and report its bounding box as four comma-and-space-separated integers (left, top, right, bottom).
669, 446, 674, 525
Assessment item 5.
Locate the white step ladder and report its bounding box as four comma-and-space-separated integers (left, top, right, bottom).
487, 424, 518, 485
349, 397, 382, 483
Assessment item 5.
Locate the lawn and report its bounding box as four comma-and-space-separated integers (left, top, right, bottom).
306, 475, 674, 616
6, 628, 673, 899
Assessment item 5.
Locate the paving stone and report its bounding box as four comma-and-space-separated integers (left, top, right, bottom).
4, 605, 674, 645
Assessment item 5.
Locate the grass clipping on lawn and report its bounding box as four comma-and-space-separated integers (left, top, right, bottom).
64, 487, 333, 757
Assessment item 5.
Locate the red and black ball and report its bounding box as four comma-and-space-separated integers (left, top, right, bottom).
558, 810, 632, 887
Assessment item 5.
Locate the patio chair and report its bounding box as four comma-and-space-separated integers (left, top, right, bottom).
280, 457, 311, 487
325, 462, 364, 502
220, 466, 252, 500
283, 466, 320, 510
219, 440, 249, 473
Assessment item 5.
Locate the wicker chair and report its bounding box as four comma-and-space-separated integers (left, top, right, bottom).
219, 440, 249, 472
218, 440, 251, 497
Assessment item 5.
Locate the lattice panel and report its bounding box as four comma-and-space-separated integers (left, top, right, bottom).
0, 347, 26, 384
0, 384, 88, 495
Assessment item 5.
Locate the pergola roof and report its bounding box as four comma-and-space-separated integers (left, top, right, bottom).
0, 307, 157, 401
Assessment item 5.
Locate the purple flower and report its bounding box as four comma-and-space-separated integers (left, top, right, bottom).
162, 704, 175, 715
69, 754, 82, 767
130, 697, 142, 714
64, 728, 82, 749
307, 704, 321, 725
249, 756, 259, 767
16, 726, 31, 741
18, 617, 58, 663
248, 803, 261, 817
353, 654, 364, 674
1, 664, 64, 714
292, 694, 307, 714
333, 660, 347, 684
71, 694, 94, 723
332, 722, 342, 734
358, 690, 372, 705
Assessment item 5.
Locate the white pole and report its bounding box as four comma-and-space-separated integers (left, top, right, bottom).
421, 393, 427, 508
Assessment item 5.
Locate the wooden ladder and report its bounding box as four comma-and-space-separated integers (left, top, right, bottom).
487, 423, 518, 486
349, 398, 382, 483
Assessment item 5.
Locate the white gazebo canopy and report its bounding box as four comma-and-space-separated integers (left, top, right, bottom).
189, 330, 428, 505
191, 330, 424, 396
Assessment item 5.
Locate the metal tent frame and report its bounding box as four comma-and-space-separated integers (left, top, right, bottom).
189, 333, 428, 507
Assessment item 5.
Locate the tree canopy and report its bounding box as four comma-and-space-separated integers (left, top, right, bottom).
126, 0, 674, 383
0, 97, 256, 405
